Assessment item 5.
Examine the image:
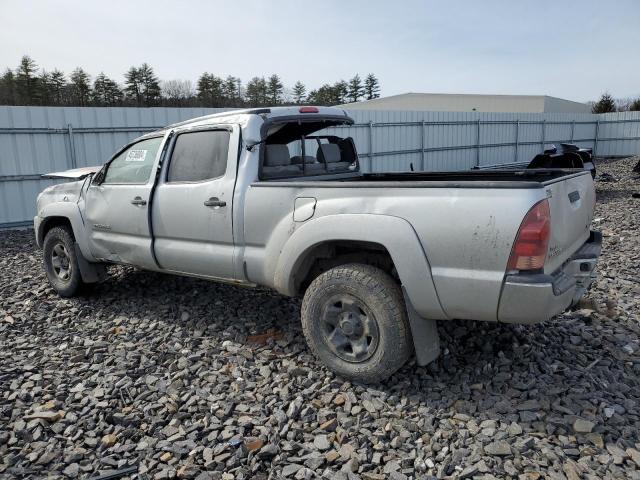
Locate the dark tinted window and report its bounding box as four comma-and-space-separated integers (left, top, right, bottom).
167, 130, 230, 182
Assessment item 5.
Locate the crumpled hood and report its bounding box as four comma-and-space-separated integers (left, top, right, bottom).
42, 165, 101, 180
37, 179, 86, 214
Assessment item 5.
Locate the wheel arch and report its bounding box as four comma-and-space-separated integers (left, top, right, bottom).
274, 214, 448, 320
38, 216, 74, 246
288, 239, 396, 295
37, 202, 95, 262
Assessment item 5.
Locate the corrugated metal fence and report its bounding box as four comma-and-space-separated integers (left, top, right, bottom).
1, 106, 639, 227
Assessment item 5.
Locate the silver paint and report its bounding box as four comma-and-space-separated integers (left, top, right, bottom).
34, 106, 599, 326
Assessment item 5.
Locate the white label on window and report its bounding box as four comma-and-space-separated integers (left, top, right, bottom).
126, 149, 147, 162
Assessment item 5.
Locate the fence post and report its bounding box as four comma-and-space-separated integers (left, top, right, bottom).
570, 120, 575, 142
67, 123, 77, 169
594, 119, 600, 157
367, 121, 374, 173
541, 119, 546, 152
420, 119, 425, 171
476, 118, 481, 167
514, 119, 519, 163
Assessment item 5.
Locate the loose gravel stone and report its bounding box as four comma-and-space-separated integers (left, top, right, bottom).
484, 440, 512, 456
0, 156, 639, 479
573, 418, 595, 433
313, 434, 331, 451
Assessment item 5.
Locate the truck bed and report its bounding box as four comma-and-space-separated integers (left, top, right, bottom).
247, 167, 595, 322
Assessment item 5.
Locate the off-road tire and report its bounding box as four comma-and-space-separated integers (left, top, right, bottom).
301, 263, 412, 383
43, 226, 84, 297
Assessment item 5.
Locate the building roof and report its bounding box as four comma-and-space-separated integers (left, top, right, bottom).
341, 93, 590, 113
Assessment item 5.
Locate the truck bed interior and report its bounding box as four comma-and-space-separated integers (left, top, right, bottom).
257, 118, 590, 187
255, 168, 588, 189
354, 169, 585, 183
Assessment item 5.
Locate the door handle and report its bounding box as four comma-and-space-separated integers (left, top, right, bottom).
131, 196, 147, 206
204, 197, 226, 207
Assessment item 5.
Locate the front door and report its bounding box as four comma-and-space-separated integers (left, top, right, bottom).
151, 125, 238, 279
84, 135, 165, 269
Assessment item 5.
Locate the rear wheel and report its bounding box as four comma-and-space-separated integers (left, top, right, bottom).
301, 263, 412, 383
43, 226, 84, 297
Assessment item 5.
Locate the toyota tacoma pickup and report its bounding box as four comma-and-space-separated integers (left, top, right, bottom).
34, 106, 601, 382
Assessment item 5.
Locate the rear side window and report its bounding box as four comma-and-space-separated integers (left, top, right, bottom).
103, 137, 163, 184
167, 130, 230, 182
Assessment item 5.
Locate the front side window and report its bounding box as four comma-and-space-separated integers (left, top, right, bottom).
167, 130, 230, 182
103, 137, 163, 184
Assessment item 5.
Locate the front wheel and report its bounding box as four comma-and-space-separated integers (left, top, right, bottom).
301, 263, 412, 383
43, 226, 85, 297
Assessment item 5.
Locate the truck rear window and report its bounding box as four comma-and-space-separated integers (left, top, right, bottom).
261, 135, 358, 179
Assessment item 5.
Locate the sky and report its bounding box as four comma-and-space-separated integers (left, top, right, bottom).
1, 0, 639, 103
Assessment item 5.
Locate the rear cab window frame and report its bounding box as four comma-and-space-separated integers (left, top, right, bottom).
257, 116, 359, 181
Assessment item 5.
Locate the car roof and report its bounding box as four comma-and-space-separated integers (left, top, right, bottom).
167, 106, 350, 129
136, 106, 353, 142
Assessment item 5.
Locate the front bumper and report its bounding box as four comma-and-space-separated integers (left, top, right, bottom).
498, 230, 602, 324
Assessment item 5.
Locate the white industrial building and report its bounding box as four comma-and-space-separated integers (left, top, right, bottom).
342, 93, 591, 113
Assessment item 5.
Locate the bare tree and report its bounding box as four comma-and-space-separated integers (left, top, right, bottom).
162, 79, 195, 106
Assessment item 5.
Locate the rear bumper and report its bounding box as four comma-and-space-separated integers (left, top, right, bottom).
498, 230, 601, 324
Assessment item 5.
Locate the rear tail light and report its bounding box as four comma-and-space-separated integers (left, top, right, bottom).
507, 199, 551, 271
299, 106, 319, 113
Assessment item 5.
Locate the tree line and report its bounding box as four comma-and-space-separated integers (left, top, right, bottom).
591, 92, 640, 113
0, 55, 381, 108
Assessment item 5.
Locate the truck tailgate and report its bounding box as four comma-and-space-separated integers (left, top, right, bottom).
543, 171, 595, 274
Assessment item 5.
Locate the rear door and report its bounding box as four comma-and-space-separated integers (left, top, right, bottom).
84, 135, 165, 269
544, 171, 595, 274
151, 125, 239, 279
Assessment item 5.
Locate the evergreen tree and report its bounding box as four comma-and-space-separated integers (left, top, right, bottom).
69, 68, 91, 106
139, 63, 161, 106
92, 72, 123, 105
267, 74, 284, 104
333, 80, 348, 104
591, 93, 616, 113
49, 69, 67, 105
223, 76, 240, 105
124, 66, 142, 105
364, 73, 380, 100
629, 98, 640, 111
197, 72, 224, 106
307, 83, 343, 106
245, 76, 267, 106
15, 55, 39, 104
37, 70, 52, 105
124, 64, 161, 106
292, 81, 306, 104
347, 74, 364, 103
0, 69, 17, 105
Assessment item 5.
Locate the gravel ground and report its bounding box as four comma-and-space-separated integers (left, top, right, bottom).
1, 157, 639, 480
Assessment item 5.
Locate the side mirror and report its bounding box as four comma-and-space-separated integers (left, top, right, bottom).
92, 165, 107, 185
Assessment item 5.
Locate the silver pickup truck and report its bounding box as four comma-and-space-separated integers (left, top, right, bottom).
34, 106, 601, 382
